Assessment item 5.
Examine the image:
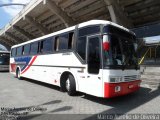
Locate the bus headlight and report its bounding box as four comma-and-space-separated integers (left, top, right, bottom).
110, 76, 122, 83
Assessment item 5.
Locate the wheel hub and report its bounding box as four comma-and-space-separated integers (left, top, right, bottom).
66, 79, 70, 91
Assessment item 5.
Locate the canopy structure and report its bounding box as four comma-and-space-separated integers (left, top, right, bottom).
0, 0, 160, 49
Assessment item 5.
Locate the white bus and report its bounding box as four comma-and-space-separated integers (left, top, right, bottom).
0, 51, 10, 71
10, 20, 141, 98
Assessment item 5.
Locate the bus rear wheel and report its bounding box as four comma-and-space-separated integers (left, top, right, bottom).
65, 74, 76, 96
16, 68, 21, 80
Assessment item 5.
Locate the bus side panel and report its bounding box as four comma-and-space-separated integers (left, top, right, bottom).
11, 53, 85, 89
11, 52, 104, 97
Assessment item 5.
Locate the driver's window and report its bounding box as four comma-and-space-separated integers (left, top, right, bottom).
110, 35, 123, 65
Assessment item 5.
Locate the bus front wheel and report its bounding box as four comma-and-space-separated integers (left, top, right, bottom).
65, 74, 76, 96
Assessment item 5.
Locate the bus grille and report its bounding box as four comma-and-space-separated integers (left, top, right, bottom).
124, 75, 137, 82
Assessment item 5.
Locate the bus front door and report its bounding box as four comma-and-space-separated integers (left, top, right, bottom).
85, 35, 103, 97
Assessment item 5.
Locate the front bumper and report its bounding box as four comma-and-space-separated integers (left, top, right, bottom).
104, 80, 141, 98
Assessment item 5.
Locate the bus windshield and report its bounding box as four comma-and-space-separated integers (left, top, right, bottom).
103, 25, 138, 69
0, 53, 10, 65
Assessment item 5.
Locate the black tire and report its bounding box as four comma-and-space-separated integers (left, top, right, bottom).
16, 68, 21, 80
65, 74, 76, 96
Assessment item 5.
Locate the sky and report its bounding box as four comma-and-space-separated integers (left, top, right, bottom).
0, 0, 30, 50
0, 0, 31, 29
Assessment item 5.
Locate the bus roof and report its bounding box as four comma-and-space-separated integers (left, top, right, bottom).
11, 20, 134, 48
78, 20, 131, 33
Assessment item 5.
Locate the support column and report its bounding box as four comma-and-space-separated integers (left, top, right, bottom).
13, 25, 35, 40
104, 0, 133, 28
25, 16, 50, 35
45, 0, 75, 27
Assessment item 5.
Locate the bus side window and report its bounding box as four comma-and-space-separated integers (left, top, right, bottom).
40, 40, 44, 53
59, 34, 69, 50
17, 47, 22, 56
52, 37, 55, 52
43, 37, 53, 53
24, 44, 30, 55
22, 46, 24, 55
55, 36, 59, 51
30, 42, 39, 55
11, 48, 17, 57
68, 32, 74, 49
76, 37, 86, 60
79, 26, 100, 37
15, 48, 17, 56
38, 42, 41, 54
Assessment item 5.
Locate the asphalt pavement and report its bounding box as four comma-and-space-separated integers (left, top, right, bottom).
0, 72, 160, 120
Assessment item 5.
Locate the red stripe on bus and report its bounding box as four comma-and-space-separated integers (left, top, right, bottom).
10, 63, 16, 72
21, 56, 37, 74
